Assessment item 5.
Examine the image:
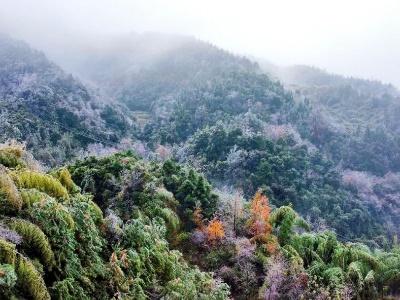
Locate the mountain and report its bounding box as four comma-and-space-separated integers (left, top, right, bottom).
35, 32, 400, 243
0, 34, 132, 166
53, 32, 257, 112
270, 64, 400, 136
1, 32, 400, 299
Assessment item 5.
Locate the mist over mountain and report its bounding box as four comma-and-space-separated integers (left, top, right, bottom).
43, 32, 257, 111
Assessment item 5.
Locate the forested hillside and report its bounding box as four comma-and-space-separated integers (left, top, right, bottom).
265, 64, 400, 175
1, 32, 400, 299
0, 34, 132, 166
55, 33, 400, 244
1, 142, 400, 299
0, 141, 230, 299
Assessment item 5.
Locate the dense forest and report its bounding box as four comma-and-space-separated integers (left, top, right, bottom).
1, 142, 400, 299
1, 32, 400, 299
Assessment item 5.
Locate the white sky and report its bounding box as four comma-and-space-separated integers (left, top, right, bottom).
1, 0, 400, 87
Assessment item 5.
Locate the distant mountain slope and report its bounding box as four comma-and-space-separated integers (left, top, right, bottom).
263, 64, 400, 176
49, 32, 258, 111
0, 34, 132, 166
275, 65, 400, 131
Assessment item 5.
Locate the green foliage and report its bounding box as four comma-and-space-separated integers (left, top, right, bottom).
2, 150, 231, 299
0, 141, 25, 161
162, 263, 230, 300
20, 188, 52, 209
69, 196, 106, 278
16, 255, 50, 300
100, 105, 129, 135
106, 216, 230, 299
0, 167, 22, 214
10, 219, 55, 270
54, 168, 80, 194
2, 143, 400, 299
12, 170, 69, 199
0, 264, 17, 289
270, 205, 310, 246
68, 152, 138, 208
281, 244, 303, 267
347, 261, 364, 296
332, 244, 378, 271
322, 267, 344, 290
182, 120, 384, 240
0, 238, 17, 267
0, 141, 30, 174
31, 199, 80, 277
286, 230, 385, 298
363, 270, 377, 299
51, 278, 90, 300
162, 159, 218, 222
0, 147, 26, 169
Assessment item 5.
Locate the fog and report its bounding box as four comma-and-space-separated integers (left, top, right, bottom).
1, 0, 400, 87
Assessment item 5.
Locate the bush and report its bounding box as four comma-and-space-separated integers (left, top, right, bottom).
0, 167, 22, 214
11, 170, 69, 199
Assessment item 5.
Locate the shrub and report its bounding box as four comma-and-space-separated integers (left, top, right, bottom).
20, 188, 52, 209
0, 140, 26, 169
0, 167, 23, 214
0, 239, 17, 267
16, 255, 50, 300
0, 264, 17, 296
54, 168, 80, 194
11, 170, 69, 199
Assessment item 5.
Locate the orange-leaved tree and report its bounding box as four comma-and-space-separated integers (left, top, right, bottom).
205, 217, 225, 246
247, 189, 273, 245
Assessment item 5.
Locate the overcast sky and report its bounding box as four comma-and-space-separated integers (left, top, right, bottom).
1, 0, 400, 87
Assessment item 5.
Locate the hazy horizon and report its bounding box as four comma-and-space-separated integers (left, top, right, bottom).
1, 0, 399, 87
